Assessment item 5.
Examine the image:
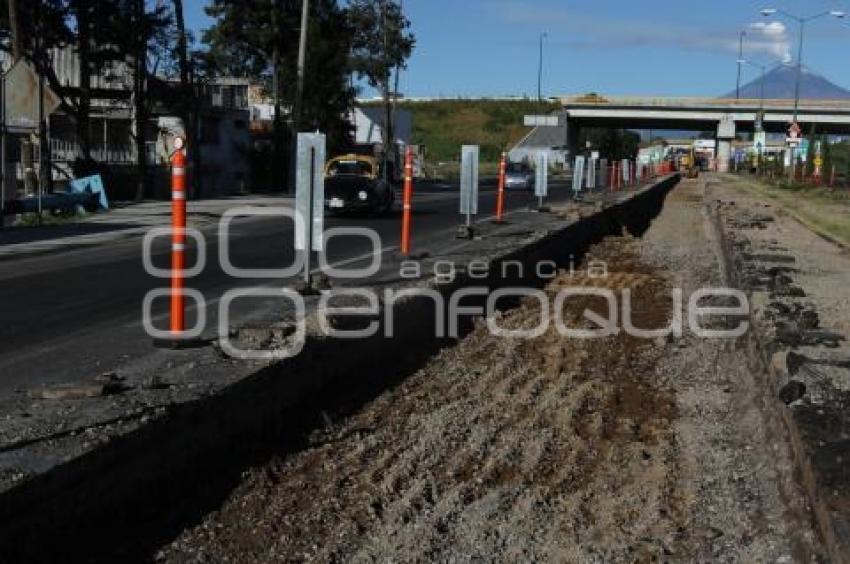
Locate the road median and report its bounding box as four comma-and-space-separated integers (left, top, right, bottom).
0, 176, 680, 562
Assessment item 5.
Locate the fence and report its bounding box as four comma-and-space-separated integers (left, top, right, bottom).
736, 162, 850, 191
48, 138, 136, 165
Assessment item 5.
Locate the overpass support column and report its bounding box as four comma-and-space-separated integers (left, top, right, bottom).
716, 114, 735, 173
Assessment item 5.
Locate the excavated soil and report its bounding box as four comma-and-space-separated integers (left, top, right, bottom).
161, 180, 821, 563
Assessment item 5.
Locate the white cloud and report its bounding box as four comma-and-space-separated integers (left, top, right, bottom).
746, 21, 791, 60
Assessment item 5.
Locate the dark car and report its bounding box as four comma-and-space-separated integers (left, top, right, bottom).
324, 154, 394, 216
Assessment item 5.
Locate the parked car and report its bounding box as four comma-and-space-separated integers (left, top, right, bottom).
504, 162, 535, 190
324, 154, 394, 216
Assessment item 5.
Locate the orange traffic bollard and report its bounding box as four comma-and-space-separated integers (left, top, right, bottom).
400, 146, 414, 255
496, 152, 506, 222
170, 141, 187, 334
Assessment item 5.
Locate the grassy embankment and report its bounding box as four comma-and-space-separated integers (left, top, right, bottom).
731, 175, 850, 247
393, 99, 562, 180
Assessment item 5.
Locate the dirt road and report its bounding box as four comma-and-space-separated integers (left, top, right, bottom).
161, 179, 822, 562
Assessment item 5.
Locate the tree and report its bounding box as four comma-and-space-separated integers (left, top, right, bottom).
74, 0, 92, 161
296, 0, 356, 148
95, 0, 171, 200
68, 0, 127, 165
349, 0, 414, 179
172, 0, 189, 86
580, 128, 640, 161
0, 0, 172, 197
822, 137, 833, 185
203, 0, 359, 184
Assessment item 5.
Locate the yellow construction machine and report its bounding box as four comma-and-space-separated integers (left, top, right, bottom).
678, 147, 699, 179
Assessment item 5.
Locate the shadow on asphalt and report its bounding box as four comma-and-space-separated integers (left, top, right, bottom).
0, 222, 140, 246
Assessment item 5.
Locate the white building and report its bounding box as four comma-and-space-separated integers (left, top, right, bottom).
351, 106, 412, 145
2, 47, 251, 199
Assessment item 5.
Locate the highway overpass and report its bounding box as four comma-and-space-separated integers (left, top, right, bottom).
560, 94, 850, 171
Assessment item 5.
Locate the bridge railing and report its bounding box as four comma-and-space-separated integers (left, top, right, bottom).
560, 95, 850, 110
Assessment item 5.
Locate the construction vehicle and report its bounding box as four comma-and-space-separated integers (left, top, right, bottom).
677, 147, 700, 178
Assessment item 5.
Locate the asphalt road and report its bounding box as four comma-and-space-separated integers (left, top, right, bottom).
0, 180, 574, 395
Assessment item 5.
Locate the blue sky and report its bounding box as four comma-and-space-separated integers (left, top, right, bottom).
184, 0, 850, 97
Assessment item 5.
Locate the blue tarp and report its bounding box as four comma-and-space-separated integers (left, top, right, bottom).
68, 175, 109, 210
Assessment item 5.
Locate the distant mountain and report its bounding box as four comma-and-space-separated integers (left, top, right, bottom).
728, 65, 850, 100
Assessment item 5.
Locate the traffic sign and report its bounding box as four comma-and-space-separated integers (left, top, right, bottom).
535, 152, 548, 199
294, 132, 325, 253
788, 121, 801, 139
524, 115, 559, 127
572, 156, 585, 194
3, 61, 60, 130
459, 145, 479, 217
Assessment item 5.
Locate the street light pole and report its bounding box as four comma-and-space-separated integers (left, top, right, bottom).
761, 8, 844, 178
793, 19, 804, 121
761, 8, 845, 121
736, 31, 746, 99
739, 58, 770, 173
537, 32, 547, 103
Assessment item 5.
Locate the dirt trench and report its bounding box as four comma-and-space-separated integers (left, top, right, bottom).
162, 179, 820, 562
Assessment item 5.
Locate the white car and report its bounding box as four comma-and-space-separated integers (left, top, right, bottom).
504, 162, 535, 190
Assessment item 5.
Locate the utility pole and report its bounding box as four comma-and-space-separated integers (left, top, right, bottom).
393, 0, 403, 161
792, 21, 804, 122
271, 0, 281, 134
132, 0, 149, 201
1, 0, 16, 224
8, 0, 22, 62
36, 1, 46, 218
382, 0, 391, 185
294, 0, 310, 132
537, 32, 547, 103
1, 58, 6, 226
736, 31, 745, 99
